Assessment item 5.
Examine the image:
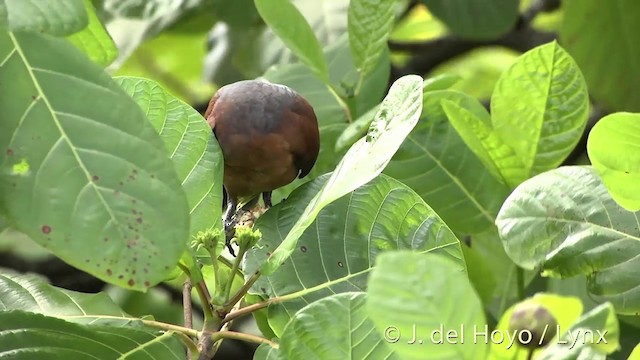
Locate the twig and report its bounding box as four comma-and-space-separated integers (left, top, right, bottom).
141, 319, 200, 338
222, 271, 261, 314
178, 263, 214, 321
175, 332, 200, 358
223, 248, 246, 304
183, 280, 194, 360
211, 331, 279, 348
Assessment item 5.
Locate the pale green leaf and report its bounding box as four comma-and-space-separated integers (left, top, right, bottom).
587, 112, 640, 211
488, 294, 584, 360
629, 343, 640, 360
348, 0, 395, 82
335, 73, 461, 154
367, 251, 486, 360
259, 75, 423, 275
442, 99, 526, 188
539, 303, 620, 359
0, 32, 190, 290
255, 0, 328, 81
115, 77, 224, 236
3, 0, 87, 36
254, 343, 284, 360
67, 0, 118, 67
496, 166, 640, 314
491, 41, 589, 180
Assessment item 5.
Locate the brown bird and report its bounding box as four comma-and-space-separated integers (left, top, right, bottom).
204, 80, 320, 253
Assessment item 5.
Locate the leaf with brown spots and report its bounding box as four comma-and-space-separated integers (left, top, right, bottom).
0, 32, 190, 291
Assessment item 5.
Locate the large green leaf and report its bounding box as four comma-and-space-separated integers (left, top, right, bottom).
0, 310, 183, 359
367, 251, 486, 360
255, 0, 328, 82
0, 32, 190, 290
0, 272, 131, 325
421, 0, 519, 40
490, 41, 589, 185
384, 90, 511, 234
279, 293, 399, 359
115, 77, 224, 235
347, 0, 395, 87
560, 0, 640, 112
2, 0, 88, 36
67, 0, 118, 67
496, 166, 640, 314
587, 112, 640, 211
258, 75, 423, 275
244, 174, 464, 336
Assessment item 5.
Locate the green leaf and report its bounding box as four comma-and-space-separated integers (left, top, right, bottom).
496, 166, 640, 314
335, 73, 461, 154
0, 271, 131, 325
115, 77, 224, 236
230, 0, 349, 79
347, 0, 395, 83
421, 0, 519, 40
0, 310, 183, 359
560, 0, 640, 112
630, 343, 640, 360
491, 41, 590, 183
244, 174, 464, 336
67, 0, 118, 67
384, 90, 511, 234
254, 343, 284, 360
255, 0, 329, 82
442, 99, 526, 188
587, 112, 640, 211
367, 251, 486, 360
539, 303, 620, 359
259, 75, 423, 276
3, 0, 88, 36
325, 33, 390, 118
279, 293, 399, 359
0, 32, 190, 290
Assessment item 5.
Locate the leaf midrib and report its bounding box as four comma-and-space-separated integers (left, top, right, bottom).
9, 33, 126, 242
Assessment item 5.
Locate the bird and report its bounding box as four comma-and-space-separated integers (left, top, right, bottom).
204, 79, 320, 255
